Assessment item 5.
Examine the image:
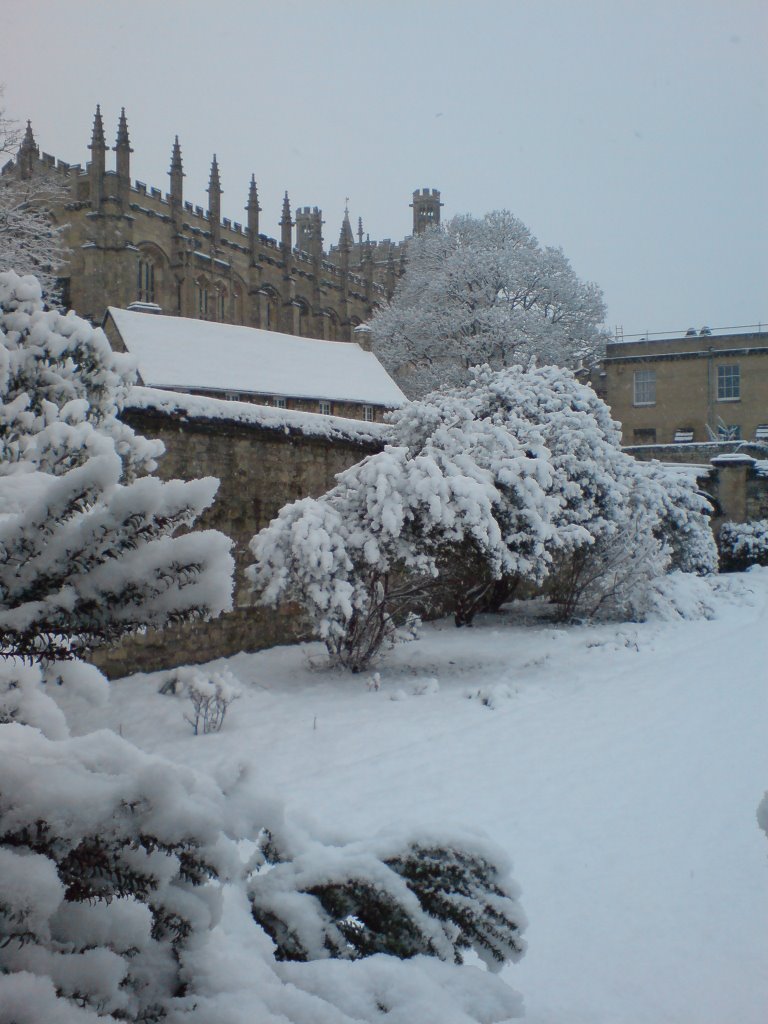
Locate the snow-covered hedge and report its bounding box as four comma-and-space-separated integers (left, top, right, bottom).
718, 519, 768, 572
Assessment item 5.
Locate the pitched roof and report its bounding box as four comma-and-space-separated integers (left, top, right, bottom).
105, 307, 406, 407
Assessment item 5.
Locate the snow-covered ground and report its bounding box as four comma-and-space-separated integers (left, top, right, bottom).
73, 570, 768, 1024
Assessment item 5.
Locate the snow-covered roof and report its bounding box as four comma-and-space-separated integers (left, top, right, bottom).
126, 385, 391, 445
105, 307, 406, 408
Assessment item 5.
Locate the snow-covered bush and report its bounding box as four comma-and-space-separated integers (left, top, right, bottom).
636, 462, 717, 576
184, 669, 241, 734
249, 416, 553, 667
250, 826, 526, 970
718, 519, 768, 572
0, 270, 234, 658
392, 364, 711, 623
0, 711, 246, 1023
251, 364, 716, 661
0, 666, 527, 1023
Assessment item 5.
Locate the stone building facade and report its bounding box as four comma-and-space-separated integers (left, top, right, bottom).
3, 109, 443, 340
602, 329, 768, 446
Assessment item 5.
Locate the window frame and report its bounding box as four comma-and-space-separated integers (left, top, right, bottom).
633, 368, 656, 407
318, 400, 332, 416
137, 258, 155, 303
717, 364, 740, 402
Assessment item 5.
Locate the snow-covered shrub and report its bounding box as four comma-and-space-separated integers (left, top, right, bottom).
642, 570, 718, 621
249, 433, 549, 669
718, 519, 768, 572
0, 271, 234, 658
251, 364, 715, 658
184, 669, 241, 734
250, 825, 526, 971
636, 462, 717, 575
0, 717, 245, 1023
465, 684, 515, 710
470, 366, 715, 619
392, 364, 703, 623
0, 676, 528, 1023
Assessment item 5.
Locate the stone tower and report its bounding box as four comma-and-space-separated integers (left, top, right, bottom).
295, 206, 324, 260
411, 187, 442, 234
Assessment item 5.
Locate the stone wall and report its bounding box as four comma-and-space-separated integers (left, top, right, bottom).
91, 397, 385, 678
625, 441, 768, 466
623, 441, 768, 530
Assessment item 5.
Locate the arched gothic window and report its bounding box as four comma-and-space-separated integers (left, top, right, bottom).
137, 258, 155, 303
196, 280, 209, 319
259, 287, 279, 330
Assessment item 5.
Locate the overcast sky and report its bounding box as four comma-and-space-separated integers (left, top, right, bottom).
2, 0, 765, 337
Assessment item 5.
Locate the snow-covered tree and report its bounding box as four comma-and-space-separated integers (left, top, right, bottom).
0, 172, 69, 301
0, 99, 68, 301
0, 270, 234, 659
371, 210, 608, 397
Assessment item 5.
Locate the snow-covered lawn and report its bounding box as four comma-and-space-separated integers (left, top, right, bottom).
76, 571, 768, 1024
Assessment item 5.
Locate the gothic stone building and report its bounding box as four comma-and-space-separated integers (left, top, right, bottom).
4, 107, 443, 341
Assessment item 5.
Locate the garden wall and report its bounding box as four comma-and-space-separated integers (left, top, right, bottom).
91, 389, 385, 677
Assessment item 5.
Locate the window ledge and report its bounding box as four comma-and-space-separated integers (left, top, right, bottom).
716, 397, 741, 403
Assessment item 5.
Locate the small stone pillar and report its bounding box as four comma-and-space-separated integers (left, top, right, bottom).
353, 322, 373, 351
710, 454, 756, 527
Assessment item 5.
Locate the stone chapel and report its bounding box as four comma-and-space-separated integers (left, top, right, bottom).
3, 107, 443, 340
